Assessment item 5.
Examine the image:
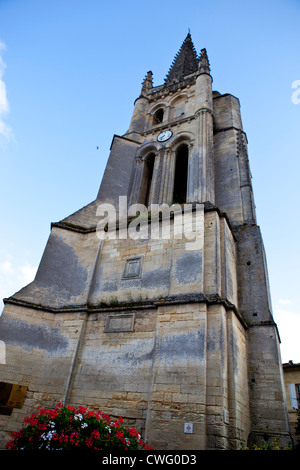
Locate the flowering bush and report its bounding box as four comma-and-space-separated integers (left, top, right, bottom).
239, 437, 291, 450
6, 403, 153, 450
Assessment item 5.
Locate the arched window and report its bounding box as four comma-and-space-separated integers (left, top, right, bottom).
153, 108, 164, 125
140, 153, 155, 207
172, 144, 188, 204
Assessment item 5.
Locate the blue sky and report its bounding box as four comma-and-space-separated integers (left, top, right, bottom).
0, 0, 299, 363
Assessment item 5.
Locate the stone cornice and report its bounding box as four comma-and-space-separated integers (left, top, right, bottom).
142, 113, 196, 137
3, 293, 248, 329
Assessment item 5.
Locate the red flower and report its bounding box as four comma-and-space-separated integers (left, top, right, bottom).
91, 430, 100, 440
38, 423, 47, 431
85, 437, 93, 447
77, 405, 87, 414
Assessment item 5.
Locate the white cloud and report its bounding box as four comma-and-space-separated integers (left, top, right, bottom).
0, 39, 12, 141
19, 264, 36, 284
0, 258, 37, 309
278, 299, 293, 306
0, 260, 14, 274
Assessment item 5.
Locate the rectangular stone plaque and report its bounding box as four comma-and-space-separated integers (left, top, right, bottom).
122, 257, 142, 279
105, 313, 135, 333
223, 408, 229, 424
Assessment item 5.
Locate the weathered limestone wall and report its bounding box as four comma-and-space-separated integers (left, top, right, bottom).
11, 227, 100, 309
97, 136, 140, 207
0, 300, 250, 450
213, 93, 256, 226
0, 304, 86, 448
68, 307, 157, 435
144, 303, 207, 449
89, 207, 236, 307
246, 324, 290, 446
226, 310, 251, 448
235, 224, 290, 446
205, 304, 249, 450
214, 127, 244, 225
0, 204, 250, 450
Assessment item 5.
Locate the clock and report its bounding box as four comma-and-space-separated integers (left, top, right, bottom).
157, 130, 173, 142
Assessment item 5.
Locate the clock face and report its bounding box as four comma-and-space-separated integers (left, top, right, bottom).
157, 130, 173, 142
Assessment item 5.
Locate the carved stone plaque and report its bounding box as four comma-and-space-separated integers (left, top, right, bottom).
105, 313, 135, 333
122, 257, 142, 279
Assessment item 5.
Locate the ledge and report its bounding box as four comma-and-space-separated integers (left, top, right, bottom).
3, 293, 248, 329
51, 221, 96, 233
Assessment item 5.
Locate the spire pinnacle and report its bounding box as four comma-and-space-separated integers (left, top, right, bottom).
198, 48, 210, 74
140, 70, 153, 96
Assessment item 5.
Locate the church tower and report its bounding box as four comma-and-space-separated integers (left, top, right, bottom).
0, 34, 291, 450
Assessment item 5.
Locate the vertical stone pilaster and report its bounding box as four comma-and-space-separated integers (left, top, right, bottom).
149, 151, 162, 205
237, 130, 257, 224
164, 105, 171, 123
158, 148, 176, 205
226, 311, 250, 449
206, 304, 229, 450
158, 148, 169, 205
166, 150, 176, 205
128, 157, 145, 206
186, 142, 194, 203
195, 109, 215, 204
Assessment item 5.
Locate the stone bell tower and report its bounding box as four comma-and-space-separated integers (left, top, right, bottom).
0, 33, 290, 450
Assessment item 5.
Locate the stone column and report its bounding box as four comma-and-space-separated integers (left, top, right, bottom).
128, 157, 145, 206
148, 151, 161, 206
158, 148, 175, 205
164, 105, 171, 123
193, 55, 215, 205
186, 142, 194, 203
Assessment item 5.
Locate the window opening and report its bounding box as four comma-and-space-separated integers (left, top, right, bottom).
153, 108, 164, 125
172, 144, 188, 204
139, 153, 155, 207
289, 383, 300, 409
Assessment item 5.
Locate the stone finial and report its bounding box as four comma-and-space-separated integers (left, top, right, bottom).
141, 71, 153, 96
198, 48, 210, 74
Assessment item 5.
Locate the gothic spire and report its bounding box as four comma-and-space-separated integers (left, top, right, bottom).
165, 32, 199, 85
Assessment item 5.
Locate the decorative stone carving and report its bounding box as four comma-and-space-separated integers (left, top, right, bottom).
141, 71, 153, 96
198, 48, 210, 74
